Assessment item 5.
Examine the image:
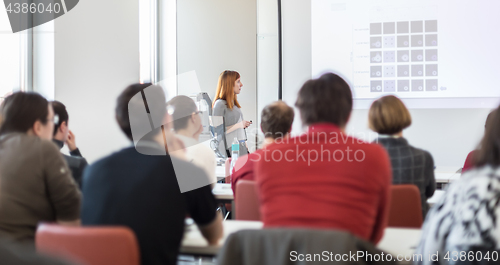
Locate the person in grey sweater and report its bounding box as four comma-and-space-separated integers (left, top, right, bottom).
369, 95, 436, 218
0, 92, 81, 245
212, 70, 251, 156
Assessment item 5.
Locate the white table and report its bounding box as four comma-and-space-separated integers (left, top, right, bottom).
378, 228, 421, 260
427, 190, 445, 206
434, 167, 461, 184
215, 166, 226, 182
212, 183, 234, 201
181, 220, 421, 260
180, 220, 263, 256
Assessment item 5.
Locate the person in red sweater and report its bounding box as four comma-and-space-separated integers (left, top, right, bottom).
255, 73, 392, 244
231, 101, 294, 195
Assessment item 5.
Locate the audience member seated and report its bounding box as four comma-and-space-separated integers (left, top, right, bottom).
51, 101, 88, 188
168, 95, 216, 184
0, 92, 81, 244
416, 107, 500, 265
462, 110, 495, 172
255, 73, 392, 244
81, 84, 223, 265
231, 101, 294, 195
369, 95, 435, 218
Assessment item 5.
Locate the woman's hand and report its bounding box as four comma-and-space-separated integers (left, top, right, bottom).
227, 120, 252, 134
240, 120, 252, 129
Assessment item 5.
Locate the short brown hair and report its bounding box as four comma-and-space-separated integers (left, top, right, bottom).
51, 101, 69, 136
368, 95, 412, 135
115, 83, 166, 141
295, 73, 353, 127
260, 101, 294, 139
0, 92, 49, 136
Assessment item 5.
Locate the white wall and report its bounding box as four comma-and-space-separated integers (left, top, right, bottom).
33, 21, 55, 100
176, 0, 257, 150
257, 0, 279, 145
282, 0, 312, 134
281, 0, 494, 168
54, 0, 139, 163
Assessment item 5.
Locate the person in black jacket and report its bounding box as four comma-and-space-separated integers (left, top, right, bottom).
81, 83, 222, 265
369, 95, 436, 218
51, 101, 88, 188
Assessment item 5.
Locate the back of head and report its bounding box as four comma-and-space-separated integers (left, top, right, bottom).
368, 95, 412, 135
213, 70, 241, 109
115, 83, 166, 141
167, 95, 197, 132
0, 92, 49, 136
51, 101, 69, 136
260, 101, 294, 139
295, 73, 352, 128
475, 108, 500, 168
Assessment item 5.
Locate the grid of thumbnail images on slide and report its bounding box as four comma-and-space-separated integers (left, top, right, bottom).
370, 20, 438, 93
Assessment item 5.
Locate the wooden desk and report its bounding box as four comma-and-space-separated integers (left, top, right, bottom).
180, 220, 263, 256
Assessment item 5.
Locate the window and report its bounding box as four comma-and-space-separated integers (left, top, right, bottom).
139, 0, 157, 84
139, 0, 177, 99
0, 4, 31, 98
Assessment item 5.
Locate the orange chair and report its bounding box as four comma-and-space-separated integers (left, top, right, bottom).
235, 180, 261, 221
387, 184, 423, 228
36, 224, 140, 265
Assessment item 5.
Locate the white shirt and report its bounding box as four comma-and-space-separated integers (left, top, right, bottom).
175, 134, 217, 185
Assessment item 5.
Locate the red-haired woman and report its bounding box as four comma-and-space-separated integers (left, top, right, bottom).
212, 70, 251, 157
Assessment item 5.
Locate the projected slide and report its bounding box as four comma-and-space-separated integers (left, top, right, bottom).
311, 0, 500, 101
369, 20, 438, 93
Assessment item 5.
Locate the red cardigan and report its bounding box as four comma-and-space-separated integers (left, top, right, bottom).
255, 123, 392, 244
462, 150, 477, 173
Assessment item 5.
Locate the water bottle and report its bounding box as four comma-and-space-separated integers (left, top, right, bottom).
229, 137, 239, 182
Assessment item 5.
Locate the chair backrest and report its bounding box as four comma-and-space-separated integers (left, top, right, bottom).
388, 184, 423, 228
224, 158, 232, 183
217, 228, 387, 265
235, 180, 261, 221
36, 224, 140, 265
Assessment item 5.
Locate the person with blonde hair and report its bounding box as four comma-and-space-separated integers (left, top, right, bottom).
369, 95, 436, 218
213, 70, 251, 156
